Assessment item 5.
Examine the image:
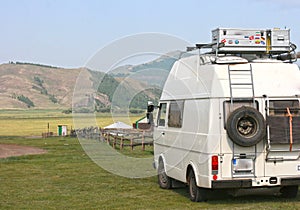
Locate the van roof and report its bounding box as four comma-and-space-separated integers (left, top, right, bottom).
160, 55, 300, 101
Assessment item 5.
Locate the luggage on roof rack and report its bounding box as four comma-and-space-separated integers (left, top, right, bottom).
186, 27, 297, 62
211, 28, 291, 54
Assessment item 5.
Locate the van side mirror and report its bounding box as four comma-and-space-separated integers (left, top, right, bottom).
147, 104, 154, 113
147, 101, 155, 125
147, 101, 154, 113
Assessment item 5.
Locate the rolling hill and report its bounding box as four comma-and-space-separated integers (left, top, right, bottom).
1, 53, 298, 111
0, 51, 182, 111
109, 50, 189, 86
0, 63, 83, 109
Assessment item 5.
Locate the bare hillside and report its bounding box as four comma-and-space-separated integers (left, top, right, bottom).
0, 63, 84, 109
0, 63, 161, 110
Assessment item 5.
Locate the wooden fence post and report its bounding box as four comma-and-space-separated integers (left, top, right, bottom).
120, 136, 123, 150
113, 134, 116, 149
100, 129, 103, 142
107, 132, 110, 145
142, 131, 145, 151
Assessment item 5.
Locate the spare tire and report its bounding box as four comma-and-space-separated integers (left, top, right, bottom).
226, 106, 266, 147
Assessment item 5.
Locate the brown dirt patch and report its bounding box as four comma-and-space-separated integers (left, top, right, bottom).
0, 144, 47, 158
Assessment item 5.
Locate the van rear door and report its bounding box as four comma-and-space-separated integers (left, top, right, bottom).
266, 99, 300, 160
221, 100, 265, 179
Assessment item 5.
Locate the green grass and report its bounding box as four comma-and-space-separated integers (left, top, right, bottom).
0, 136, 299, 209
0, 110, 300, 209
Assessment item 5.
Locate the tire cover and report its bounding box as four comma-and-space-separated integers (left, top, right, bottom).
226, 106, 266, 147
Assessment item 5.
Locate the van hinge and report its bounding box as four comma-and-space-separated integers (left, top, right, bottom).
219, 153, 224, 163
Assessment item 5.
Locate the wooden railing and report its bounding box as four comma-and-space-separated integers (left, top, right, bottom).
72, 127, 153, 151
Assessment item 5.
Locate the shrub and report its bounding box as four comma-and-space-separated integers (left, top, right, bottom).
129, 109, 145, 114
34, 76, 44, 86
17, 95, 34, 108
49, 94, 58, 103
62, 108, 72, 114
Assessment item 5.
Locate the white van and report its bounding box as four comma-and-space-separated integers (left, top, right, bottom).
151, 28, 300, 201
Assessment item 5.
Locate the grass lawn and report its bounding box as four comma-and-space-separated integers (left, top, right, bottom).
0, 136, 299, 209
0, 110, 299, 209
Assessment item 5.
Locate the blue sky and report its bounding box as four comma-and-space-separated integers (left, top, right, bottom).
1, 0, 300, 68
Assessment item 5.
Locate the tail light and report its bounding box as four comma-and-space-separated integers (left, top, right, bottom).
212, 155, 218, 173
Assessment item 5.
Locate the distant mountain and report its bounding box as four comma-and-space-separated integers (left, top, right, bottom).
0, 51, 185, 111
110, 50, 188, 87
0, 63, 83, 109
106, 50, 192, 110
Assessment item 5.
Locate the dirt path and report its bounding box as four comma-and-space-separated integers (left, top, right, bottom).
0, 144, 47, 158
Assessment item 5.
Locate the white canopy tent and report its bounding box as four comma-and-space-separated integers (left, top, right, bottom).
104, 121, 132, 129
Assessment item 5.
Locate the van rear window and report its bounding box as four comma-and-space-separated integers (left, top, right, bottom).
168, 100, 184, 128
268, 100, 300, 116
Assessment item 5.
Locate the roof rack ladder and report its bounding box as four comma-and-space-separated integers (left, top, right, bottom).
228, 64, 255, 109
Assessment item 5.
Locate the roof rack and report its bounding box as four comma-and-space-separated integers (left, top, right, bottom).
187, 28, 297, 61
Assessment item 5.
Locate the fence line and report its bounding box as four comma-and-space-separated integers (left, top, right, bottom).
101, 129, 153, 151
72, 127, 153, 151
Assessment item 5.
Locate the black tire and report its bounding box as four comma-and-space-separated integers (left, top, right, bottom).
188, 170, 207, 202
280, 185, 298, 198
158, 159, 172, 189
226, 106, 266, 147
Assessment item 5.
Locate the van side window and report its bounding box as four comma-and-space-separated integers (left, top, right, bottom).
268, 100, 300, 116
157, 103, 167, 126
168, 100, 184, 128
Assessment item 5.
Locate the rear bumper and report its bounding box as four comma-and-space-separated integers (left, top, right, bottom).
212, 179, 252, 189
281, 177, 300, 186
212, 177, 300, 189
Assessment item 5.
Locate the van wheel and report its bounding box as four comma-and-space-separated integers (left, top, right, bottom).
280, 185, 298, 198
188, 170, 207, 202
226, 106, 266, 147
158, 159, 172, 189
